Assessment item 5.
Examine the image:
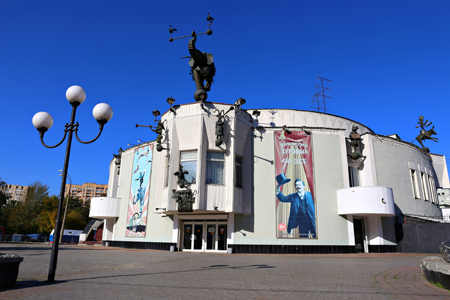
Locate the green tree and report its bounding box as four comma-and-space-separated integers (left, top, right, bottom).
6, 201, 40, 234
0, 178, 10, 207
26, 180, 50, 202
0, 178, 11, 229
64, 210, 87, 230
5, 181, 51, 234
68, 198, 90, 223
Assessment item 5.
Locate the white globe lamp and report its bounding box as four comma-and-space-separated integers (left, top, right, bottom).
66, 85, 86, 104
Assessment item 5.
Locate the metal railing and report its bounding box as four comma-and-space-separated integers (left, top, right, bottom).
398, 214, 450, 224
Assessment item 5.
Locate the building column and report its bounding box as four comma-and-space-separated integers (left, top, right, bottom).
367, 216, 383, 245
347, 215, 355, 245
104, 218, 115, 240
227, 213, 234, 250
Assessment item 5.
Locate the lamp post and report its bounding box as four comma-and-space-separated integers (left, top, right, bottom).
32, 85, 113, 282
58, 170, 71, 244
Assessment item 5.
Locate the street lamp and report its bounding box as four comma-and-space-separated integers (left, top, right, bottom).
32, 85, 113, 282
58, 170, 71, 244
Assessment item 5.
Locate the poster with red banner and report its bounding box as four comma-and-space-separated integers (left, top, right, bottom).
274, 131, 316, 239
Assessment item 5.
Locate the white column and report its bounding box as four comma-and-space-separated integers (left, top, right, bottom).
347, 215, 355, 245
103, 218, 115, 240
172, 214, 179, 243
367, 216, 383, 245
360, 136, 378, 186
227, 213, 234, 250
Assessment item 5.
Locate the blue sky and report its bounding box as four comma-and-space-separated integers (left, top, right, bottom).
1, 1, 449, 196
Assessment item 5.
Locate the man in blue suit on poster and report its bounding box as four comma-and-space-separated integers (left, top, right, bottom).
276, 178, 316, 238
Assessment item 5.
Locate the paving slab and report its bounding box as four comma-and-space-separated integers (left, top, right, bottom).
0, 244, 449, 300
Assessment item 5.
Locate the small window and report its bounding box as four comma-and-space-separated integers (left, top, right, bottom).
164, 155, 170, 187
180, 151, 197, 184
410, 169, 420, 199
235, 156, 243, 188
429, 176, 437, 203
421, 172, 429, 201
206, 151, 225, 185
348, 166, 360, 187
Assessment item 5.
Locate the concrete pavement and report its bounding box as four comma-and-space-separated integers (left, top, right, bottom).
0, 244, 449, 299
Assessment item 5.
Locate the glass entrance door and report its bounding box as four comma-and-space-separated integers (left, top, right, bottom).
182, 221, 227, 252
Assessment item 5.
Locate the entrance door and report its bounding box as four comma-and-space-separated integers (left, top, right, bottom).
182, 221, 227, 252
354, 219, 365, 253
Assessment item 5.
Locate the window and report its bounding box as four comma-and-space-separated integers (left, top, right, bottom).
206, 151, 225, 185
421, 172, 429, 201
164, 155, 170, 187
235, 156, 243, 188
429, 176, 437, 204
180, 151, 197, 184
410, 169, 420, 199
348, 166, 360, 187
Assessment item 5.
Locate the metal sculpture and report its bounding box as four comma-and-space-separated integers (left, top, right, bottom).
172, 164, 195, 212
348, 125, 366, 160
113, 147, 123, 174
136, 109, 168, 152
169, 13, 215, 102
414, 115, 438, 153
214, 107, 234, 147
174, 164, 189, 189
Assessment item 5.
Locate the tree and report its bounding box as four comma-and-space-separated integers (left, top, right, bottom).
6, 201, 40, 234
0, 178, 10, 207
68, 197, 90, 224
64, 210, 87, 230
36, 196, 59, 235
5, 180, 51, 234
0, 178, 11, 230
26, 180, 50, 202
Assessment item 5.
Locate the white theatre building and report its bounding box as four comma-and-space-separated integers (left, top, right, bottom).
90, 102, 448, 253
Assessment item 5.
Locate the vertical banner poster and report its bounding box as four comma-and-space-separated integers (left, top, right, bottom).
274, 131, 316, 239
126, 145, 153, 237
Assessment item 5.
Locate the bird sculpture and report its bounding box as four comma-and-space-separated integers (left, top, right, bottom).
207, 13, 214, 24
169, 25, 177, 33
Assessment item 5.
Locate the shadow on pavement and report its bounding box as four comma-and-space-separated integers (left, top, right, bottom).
0, 279, 68, 292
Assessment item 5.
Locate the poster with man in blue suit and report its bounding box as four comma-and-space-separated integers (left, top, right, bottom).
275, 130, 317, 238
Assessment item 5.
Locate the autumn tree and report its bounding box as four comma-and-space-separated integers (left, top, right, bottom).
36, 196, 59, 235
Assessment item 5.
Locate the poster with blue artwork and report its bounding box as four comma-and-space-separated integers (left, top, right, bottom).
125, 145, 153, 237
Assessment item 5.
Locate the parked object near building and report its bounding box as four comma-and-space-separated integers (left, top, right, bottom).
49, 229, 82, 244
26, 234, 47, 243
11, 234, 25, 242
90, 103, 449, 254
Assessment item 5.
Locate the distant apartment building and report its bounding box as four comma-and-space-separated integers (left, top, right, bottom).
0, 184, 28, 202
64, 183, 108, 203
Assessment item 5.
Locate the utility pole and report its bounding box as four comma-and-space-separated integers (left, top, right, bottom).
311, 76, 333, 113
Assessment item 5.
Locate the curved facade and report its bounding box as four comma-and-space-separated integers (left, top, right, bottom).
91, 102, 444, 253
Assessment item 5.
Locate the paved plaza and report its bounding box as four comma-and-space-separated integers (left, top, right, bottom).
1, 244, 449, 299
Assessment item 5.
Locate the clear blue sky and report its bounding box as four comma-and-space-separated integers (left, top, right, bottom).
1, 1, 449, 196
